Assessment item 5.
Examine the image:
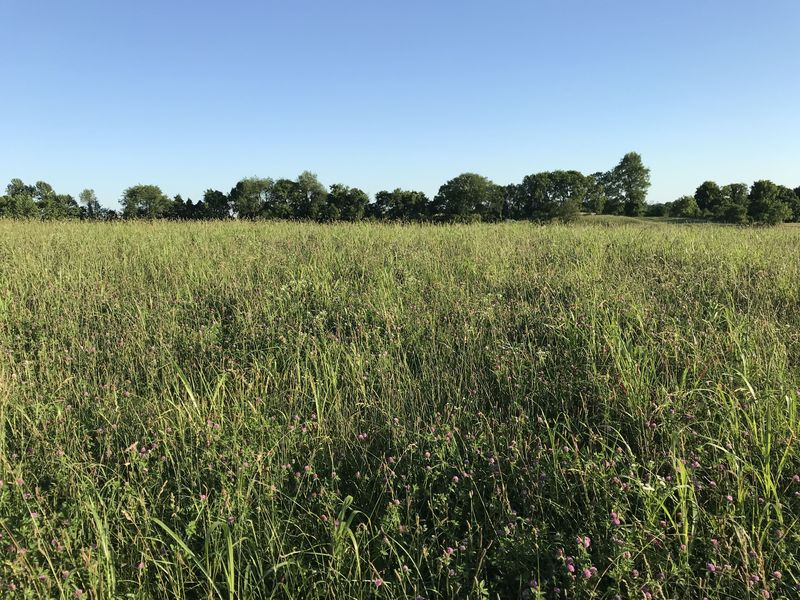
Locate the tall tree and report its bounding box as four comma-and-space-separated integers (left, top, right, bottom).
599, 170, 623, 215
501, 184, 519, 220
190, 198, 206, 219
694, 181, 724, 218
33, 181, 79, 219
432, 173, 501, 221
79, 189, 102, 219
203, 189, 230, 220
271, 178, 299, 219
0, 178, 39, 219
777, 185, 800, 222
549, 170, 588, 222
582, 172, 606, 214
372, 189, 429, 220
604, 152, 651, 216
293, 171, 328, 220
3, 179, 40, 218
229, 178, 271, 219
794, 187, 800, 221
514, 171, 586, 222
718, 183, 749, 223
748, 180, 791, 225
513, 172, 549, 220
121, 184, 173, 219
671, 195, 701, 218
171, 194, 190, 219
327, 184, 369, 221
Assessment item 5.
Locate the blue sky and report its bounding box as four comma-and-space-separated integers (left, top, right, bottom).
2, 0, 799, 208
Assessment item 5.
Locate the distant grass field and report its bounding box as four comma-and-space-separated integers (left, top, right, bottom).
1, 220, 798, 599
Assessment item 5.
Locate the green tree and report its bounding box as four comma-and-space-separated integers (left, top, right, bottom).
229, 177, 272, 219
327, 184, 369, 221
171, 194, 192, 219
671, 195, 700, 218
514, 171, 585, 222
549, 170, 587, 222
599, 170, 622, 215
604, 152, 651, 216
794, 186, 800, 221
748, 180, 791, 225
271, 179, 299, 219
293, 171, 328, 220
694, 181, 724, 218
204, 189, 230, 219
79, 189, 102, 219
32, 181, 79, 219
51, 194, 80, 219
190, 198, 206, 219
501, 184, 519, 220
512, 172, 548, 219
432, 173, 501, 221
3, 179, 39, 218
121, 184, 173, 219
645, 203, 669, 217
372, 189, 429, 220
718, 183, 749, 223
582, 172, 606, 214
777, 185, 800, 222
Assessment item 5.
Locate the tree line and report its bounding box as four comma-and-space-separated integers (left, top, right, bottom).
2, 152, 798, 224
647, 180, 800, 225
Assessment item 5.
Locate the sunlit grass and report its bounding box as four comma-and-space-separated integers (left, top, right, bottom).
0, 220, 798, 598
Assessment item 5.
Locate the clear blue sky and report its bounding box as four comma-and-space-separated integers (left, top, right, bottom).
2, 0, 799, 208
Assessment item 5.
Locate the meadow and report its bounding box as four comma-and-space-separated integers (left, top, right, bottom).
0, 219, 798, 599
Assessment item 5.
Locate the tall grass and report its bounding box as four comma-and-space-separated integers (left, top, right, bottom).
0, 220, 798, 598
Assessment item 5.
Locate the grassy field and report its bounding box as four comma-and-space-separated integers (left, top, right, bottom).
0, 220, 798, 599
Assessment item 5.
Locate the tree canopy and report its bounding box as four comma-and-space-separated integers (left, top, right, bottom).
605, 152, 651, 216
432, 173, 503, 222
121, 185, 173, 219
2, 153, 797, 226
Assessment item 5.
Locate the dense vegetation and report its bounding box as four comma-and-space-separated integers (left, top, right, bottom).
3, 153, 798, 225
647, 180, 800, 225
0, 220, 798, 598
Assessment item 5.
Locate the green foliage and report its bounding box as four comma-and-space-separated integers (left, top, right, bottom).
79, 188, 102, 220
0, 221, 798, 599
36, 184, 81, 220
327, 184, 369, 222
582, 172, 607, 214
433, 173, 502, 221
671, 195, 701, 218
513, 170, 586, 222
603, 152, 651, 216
270, 178, 299, 219
718, 183, 750, 224
371, 189, 429, 220
748, 180, 792, 225
204, 189, 231, 220
645, 202, 669, 217
294, 171, 328, 220
777, 185, 800, 222
229, 177, 272, 219
694, 181, 724, 218
5, 157, 799, 228
3, 178, 39, 218
121, 184, 173, 219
